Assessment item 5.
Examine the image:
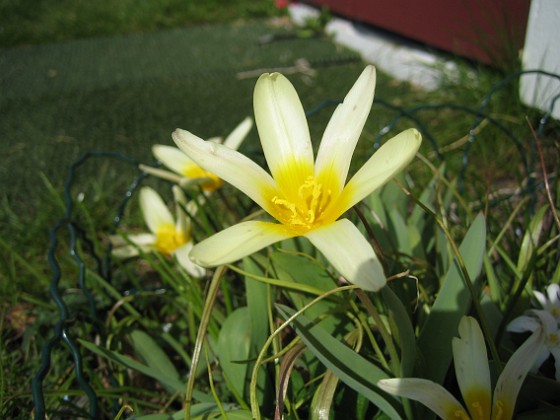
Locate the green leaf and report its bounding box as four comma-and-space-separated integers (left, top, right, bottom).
243, 256, 273, 409
381, 287, 416, 377
270, 251, 345, 335
78, 339, 212, 403
417, 213, 486, 383
517, 206, 548, 275
276, 305, 403, 420
216, 307, 251, 398
129, 329, 180, 393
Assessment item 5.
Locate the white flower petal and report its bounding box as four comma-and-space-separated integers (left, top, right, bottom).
452, 316, 491, 419
253, 72, 314, 180
342, 128, 422, 212
174, 242, 206, 278
534, 290, 548, 309
532, 347, 551, 372
547, 284, 560, 302
377, 378, 468, 420
140, 187, 174, 234
110, 233, 156, 258
507, 315, 540, 333
223, 116, 253, 151
493, 322, 546, 420
172, 129, 277, 213
315, 65, 376, 190
304, 219, 385, 291
189, 221, 295, 267
152, 144, 194, 176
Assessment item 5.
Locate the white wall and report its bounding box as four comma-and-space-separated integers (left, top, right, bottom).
520, 0, 560, 120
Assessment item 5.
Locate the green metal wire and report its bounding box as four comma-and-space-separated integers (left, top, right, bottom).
32, 151, 144, 419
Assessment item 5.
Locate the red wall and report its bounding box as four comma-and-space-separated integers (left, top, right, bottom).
303, 0, 531, 66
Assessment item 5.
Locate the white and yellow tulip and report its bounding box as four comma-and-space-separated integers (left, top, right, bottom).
378, 316, 547, 420
110, 186, 205, 278
143, 117, 253, 192
172, 66, 421, 291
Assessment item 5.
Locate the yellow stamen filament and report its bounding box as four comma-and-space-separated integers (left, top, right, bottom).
155, 224, 188, 255
271, 176, 333, 233
452, 409, 470, 420
494, 399, 505, 420
469, 401, 484, 420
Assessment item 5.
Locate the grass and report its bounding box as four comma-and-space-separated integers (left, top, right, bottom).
1, 1, 559, 418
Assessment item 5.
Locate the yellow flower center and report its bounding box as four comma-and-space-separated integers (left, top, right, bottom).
155, 223, 188, 256
268, 162, 346, 234
546, 331, 559, 347
183, 164, 224, 192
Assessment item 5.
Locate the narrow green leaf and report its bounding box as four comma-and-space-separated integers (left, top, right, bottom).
417, 213, 486, 383
517, 206, 548, 274
276, 305, 403, 420
78, 339, 213, 403
381, 287, 416, 377
216, 307, 251, 398
129, 329, 180, 393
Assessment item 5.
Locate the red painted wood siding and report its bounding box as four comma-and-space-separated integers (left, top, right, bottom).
303, 0, 531, 66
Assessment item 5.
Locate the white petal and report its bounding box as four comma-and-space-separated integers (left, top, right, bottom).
533, 290, 548, 309
253, 72, 314, 180
377, 378, 468, 420
110, 233, 156, 258
342, 129, 422, 212
223, 116, 253, 151
532, 347, 551, 371
493, 322, 546, 420
152, 144, 194, 176
315, 66, 376, 190
140, 187, 174, 234
174, 242, 206, 278
304, 219, 385, 291
507, 315, 540, 333
546, 283, 560, 305
452, 316, 491, 419
172, 129, 277, 213
189, 221, 295, 267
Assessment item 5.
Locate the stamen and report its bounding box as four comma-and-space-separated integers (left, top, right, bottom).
271, 176, 333, 232
453, 409, 470, 420
494, 400, 504, 420
469, 401, 484, 419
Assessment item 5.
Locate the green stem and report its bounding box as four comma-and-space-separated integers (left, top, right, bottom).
355, 289, 401, 376
184, 265, 228, 420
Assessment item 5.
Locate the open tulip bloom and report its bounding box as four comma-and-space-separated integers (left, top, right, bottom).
172, 65, 421, 291
508, 309, 560, 381
143, 117, 253, 192
378, 316, 547, 420
110, 186, 205, 278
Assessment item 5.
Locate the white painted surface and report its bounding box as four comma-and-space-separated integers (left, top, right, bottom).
289, 3, 457, 91
520, 0, 560, 119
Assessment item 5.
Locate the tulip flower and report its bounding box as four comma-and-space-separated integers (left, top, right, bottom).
508, 309, 560, 381
378, 316, 546, 420
172, 65, 421, 291
142, 117, 253, 192
110, 186, 205, 278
